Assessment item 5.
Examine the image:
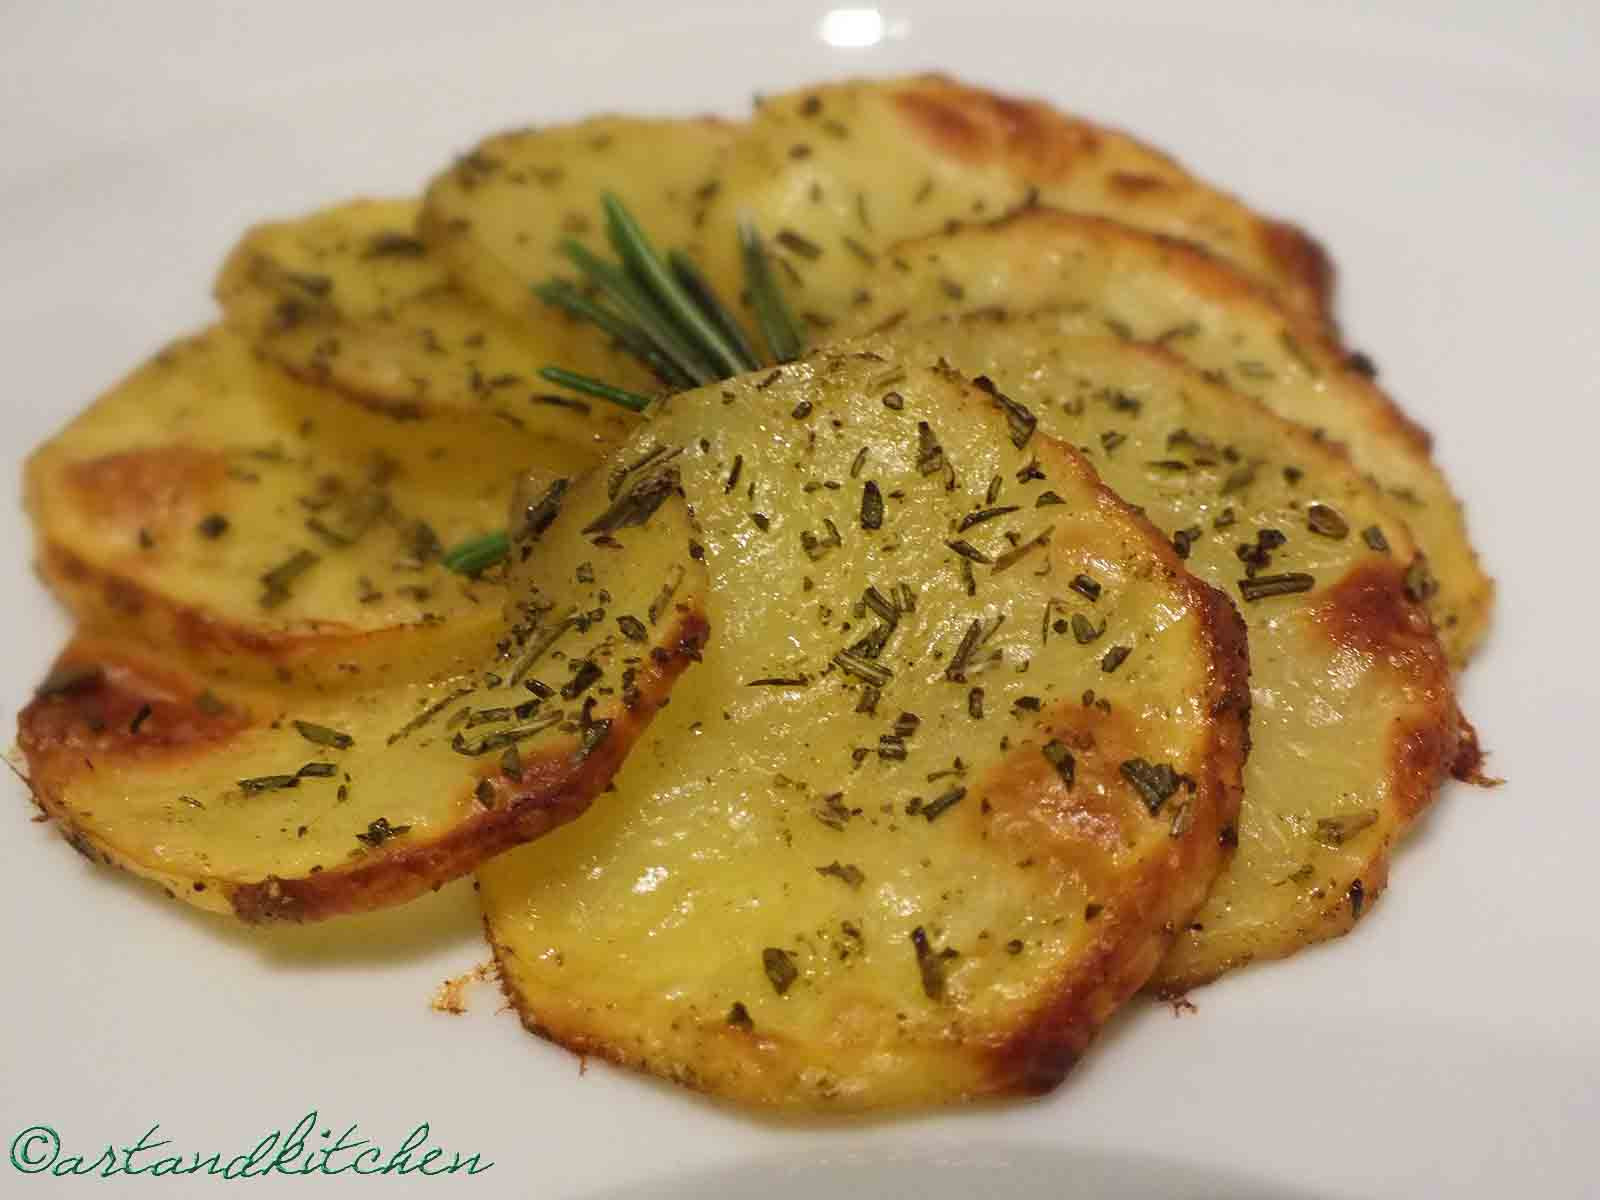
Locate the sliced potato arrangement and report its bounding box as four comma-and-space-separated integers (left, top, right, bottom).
16, 73, 1490, 1113
20, 459, 708, 919
692, 75, 1333, 328
832, 210, 1492, 665
216, 197, 643, 442
25, 328, 544, 689
483, 356, 1249, 1109
865, 314, 1470, 987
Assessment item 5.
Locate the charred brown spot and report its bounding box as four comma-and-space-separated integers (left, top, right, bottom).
1259, 218, 1337, 321
893, 77, 1100, 177
65, 446, 227, 533
1311, 561, 1440, 667
18, 644, 249, 770
1108, 171, 1169, 197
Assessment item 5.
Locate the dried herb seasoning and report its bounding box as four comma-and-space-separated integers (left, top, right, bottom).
293, 720, 353, 750
1238, 572, 1315, 602
1120, 758, 1182, 815
762, 947, 799, 995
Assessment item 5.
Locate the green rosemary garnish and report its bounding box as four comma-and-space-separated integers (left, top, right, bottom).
441, 531, 510, 574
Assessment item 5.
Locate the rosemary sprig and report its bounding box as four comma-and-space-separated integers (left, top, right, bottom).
739, 219, 804, 364
441, 531, 510, 574
441, 197, 808, 575
537, 367, 653, 413
601, 193, 750, 378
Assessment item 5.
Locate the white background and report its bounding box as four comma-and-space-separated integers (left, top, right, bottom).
2, 2, 1597, 1196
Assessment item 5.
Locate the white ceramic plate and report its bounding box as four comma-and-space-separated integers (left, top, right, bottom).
4, 2, 1597, 1197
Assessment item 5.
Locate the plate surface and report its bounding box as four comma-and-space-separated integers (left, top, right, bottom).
3, 2, 1597, 1197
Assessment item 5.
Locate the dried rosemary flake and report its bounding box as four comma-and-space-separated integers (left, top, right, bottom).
915, 422, 945, 476
921, 786, 966, 822
958, 505, 1020, 532
1042, 740, 1075, 788
259, 549, 319, 609
833, 649, 893, 688
1071, 614, 1105, 645
648, 564, 687, 625
1314, 809, 1379, 847
861, 480, 884, 530
946, 539, 992, 564
1307, 504, 1351, 539
355, 816, 411, 848
387, 686, 474, 745
1101, 645, 1131, 673
1120, 758, 1182, 815
910, 926, 953, 1001
296, 762, 337, 778
971, 375, 1036, 448
1361, 525, 1391, 554
727, 1002, 754, 1031
292, 720, 353, 750
1238, 572, 1316, 602
816, 861, 865, 888
1070, 573, 1102, 602
239, 774, 300, 794
762, 947, 799, 995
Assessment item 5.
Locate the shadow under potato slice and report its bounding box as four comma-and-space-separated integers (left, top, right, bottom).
870, 314, 1474, 990
692, 74, 1333, 330
830, 209, 1491, 666
24, 327, 585, 690
18, 462, 709, 921
481, 354, 1248, 1111
214, 196, 642, 445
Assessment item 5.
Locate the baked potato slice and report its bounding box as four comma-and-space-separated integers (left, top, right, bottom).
833, 210, 1490, 664
481, 354, 1249, 1110
18, 462, 709, 920
870, 313, 1473, 989
25, 327, 568, 689
420, 116, 735, 333
691, 75, 1332, 328
215, 197, 643, 438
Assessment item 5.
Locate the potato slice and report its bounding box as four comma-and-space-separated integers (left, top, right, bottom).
481, 354, 1249, 1110
420, 116, 735, 332
215, 197, 643, 439
18, 461, 709, 920
831, 210, 1490, 664
691, 75, 1331, 328
25, 327, 575, 688
870, 314, 1474, 989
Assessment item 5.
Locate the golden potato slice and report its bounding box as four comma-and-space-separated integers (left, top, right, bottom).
691, 75, 1331, 329
870, 314, 1474, 989
420, 116, 735, 333
25, 327, 571, 689
18, 462, 709, 920
832, 210, 1490, 664
215, 197, 643, 438
482, 354, 1249, 1110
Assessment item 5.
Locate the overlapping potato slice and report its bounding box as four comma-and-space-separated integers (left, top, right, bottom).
25, 327, 577, 689
829, 210, 1490, 664
870, 314, 1471, 989
215, 197, 644, 439
420, 116, 735, 332
18, 463, 709, 920
690, 75, 1332, 328
481, 354, 1249, 1110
